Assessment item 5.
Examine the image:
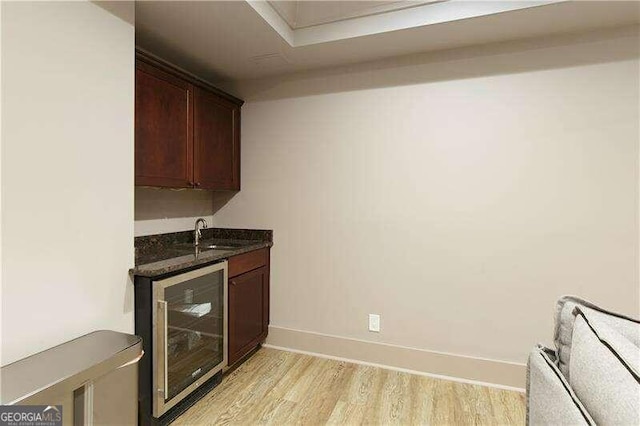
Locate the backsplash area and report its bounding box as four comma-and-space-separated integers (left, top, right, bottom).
135, 187, 216, 236
135, 188, 238, 236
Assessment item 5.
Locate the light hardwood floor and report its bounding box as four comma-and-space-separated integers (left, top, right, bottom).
175, 347, 526, 425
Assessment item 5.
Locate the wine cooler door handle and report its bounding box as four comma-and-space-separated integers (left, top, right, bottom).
158, 300, 169, 400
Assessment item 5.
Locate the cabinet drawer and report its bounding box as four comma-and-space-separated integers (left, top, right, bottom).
228, 248, 268, 278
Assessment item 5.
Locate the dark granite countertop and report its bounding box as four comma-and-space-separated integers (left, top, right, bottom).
131, 228, 273, 278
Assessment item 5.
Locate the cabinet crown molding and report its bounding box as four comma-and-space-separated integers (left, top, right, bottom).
135, 48, 244, 107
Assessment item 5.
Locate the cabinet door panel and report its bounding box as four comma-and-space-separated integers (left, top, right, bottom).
193, 87, 240, 190
228, 266, 268, 365
135, 63, 193, 187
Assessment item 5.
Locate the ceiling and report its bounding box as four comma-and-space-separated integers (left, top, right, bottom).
135, 1, 640, 82
267, 1, 437, 29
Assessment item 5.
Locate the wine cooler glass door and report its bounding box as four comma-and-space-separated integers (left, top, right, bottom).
153, 261, 228, 417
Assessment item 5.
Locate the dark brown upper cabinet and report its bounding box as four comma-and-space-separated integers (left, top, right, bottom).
135, 62, 193, 188
193, 87, 240, 190
135, 50, 243, 190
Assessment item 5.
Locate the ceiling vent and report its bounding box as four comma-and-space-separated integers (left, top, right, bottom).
249, 52, 292, 69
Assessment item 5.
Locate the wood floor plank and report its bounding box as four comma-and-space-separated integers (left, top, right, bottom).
174, 350, 293, 425
487, 387, 526, 426
175, 347, 526, 425
407, 374, 437, 425
252, 398, 297, 425
211, 351, 300, 425
453, 381, 488, 425
363, 369, 412, 425
326, 401, 367, 425
430, 378, 464, 425
469, 384, 495, 425
284, 359, 357, 425
226, 355, 315, 425
340, 364, 380, 405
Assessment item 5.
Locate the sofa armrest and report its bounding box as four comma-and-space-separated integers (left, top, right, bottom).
554, 295, 640, 379
527, 344, 593, 425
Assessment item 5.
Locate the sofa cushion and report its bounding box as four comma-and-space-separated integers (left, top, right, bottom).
554, 295, 640, 379
527, 344, 594, 425
569, 307, 640, 425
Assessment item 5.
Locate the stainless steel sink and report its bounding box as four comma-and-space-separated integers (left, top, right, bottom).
175, 241, 249, 252
203, 245, 240, 250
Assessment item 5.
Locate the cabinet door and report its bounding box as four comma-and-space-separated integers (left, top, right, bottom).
228, 266, 268, 365
193, 87, 240, 190
135, 62, 193, 188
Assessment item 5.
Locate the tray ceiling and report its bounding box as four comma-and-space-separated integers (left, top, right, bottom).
250, 0, 566, 47
135, 1, 640, 81
268, 1, 439, 29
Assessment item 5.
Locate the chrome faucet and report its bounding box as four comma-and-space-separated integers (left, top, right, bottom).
194, 218, 208, 247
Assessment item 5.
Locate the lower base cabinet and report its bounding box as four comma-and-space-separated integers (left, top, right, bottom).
228, 249, 270, 366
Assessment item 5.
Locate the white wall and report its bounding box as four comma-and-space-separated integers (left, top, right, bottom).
1, 1, 135, 365
213, 28, 640, 367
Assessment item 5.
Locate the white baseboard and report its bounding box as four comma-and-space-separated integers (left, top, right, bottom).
265, 325, 526, 392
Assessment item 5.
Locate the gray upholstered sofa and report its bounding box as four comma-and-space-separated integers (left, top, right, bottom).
527, 296, 640, 425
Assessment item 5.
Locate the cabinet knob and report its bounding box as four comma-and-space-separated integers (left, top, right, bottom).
188, 181, 194, 186
230, 280, 237, 286
195, 182, 201, 187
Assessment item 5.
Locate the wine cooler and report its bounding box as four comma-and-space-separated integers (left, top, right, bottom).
151, 261, 227, 417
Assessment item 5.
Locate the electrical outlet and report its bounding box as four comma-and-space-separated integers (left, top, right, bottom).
368, 314, 380, 332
